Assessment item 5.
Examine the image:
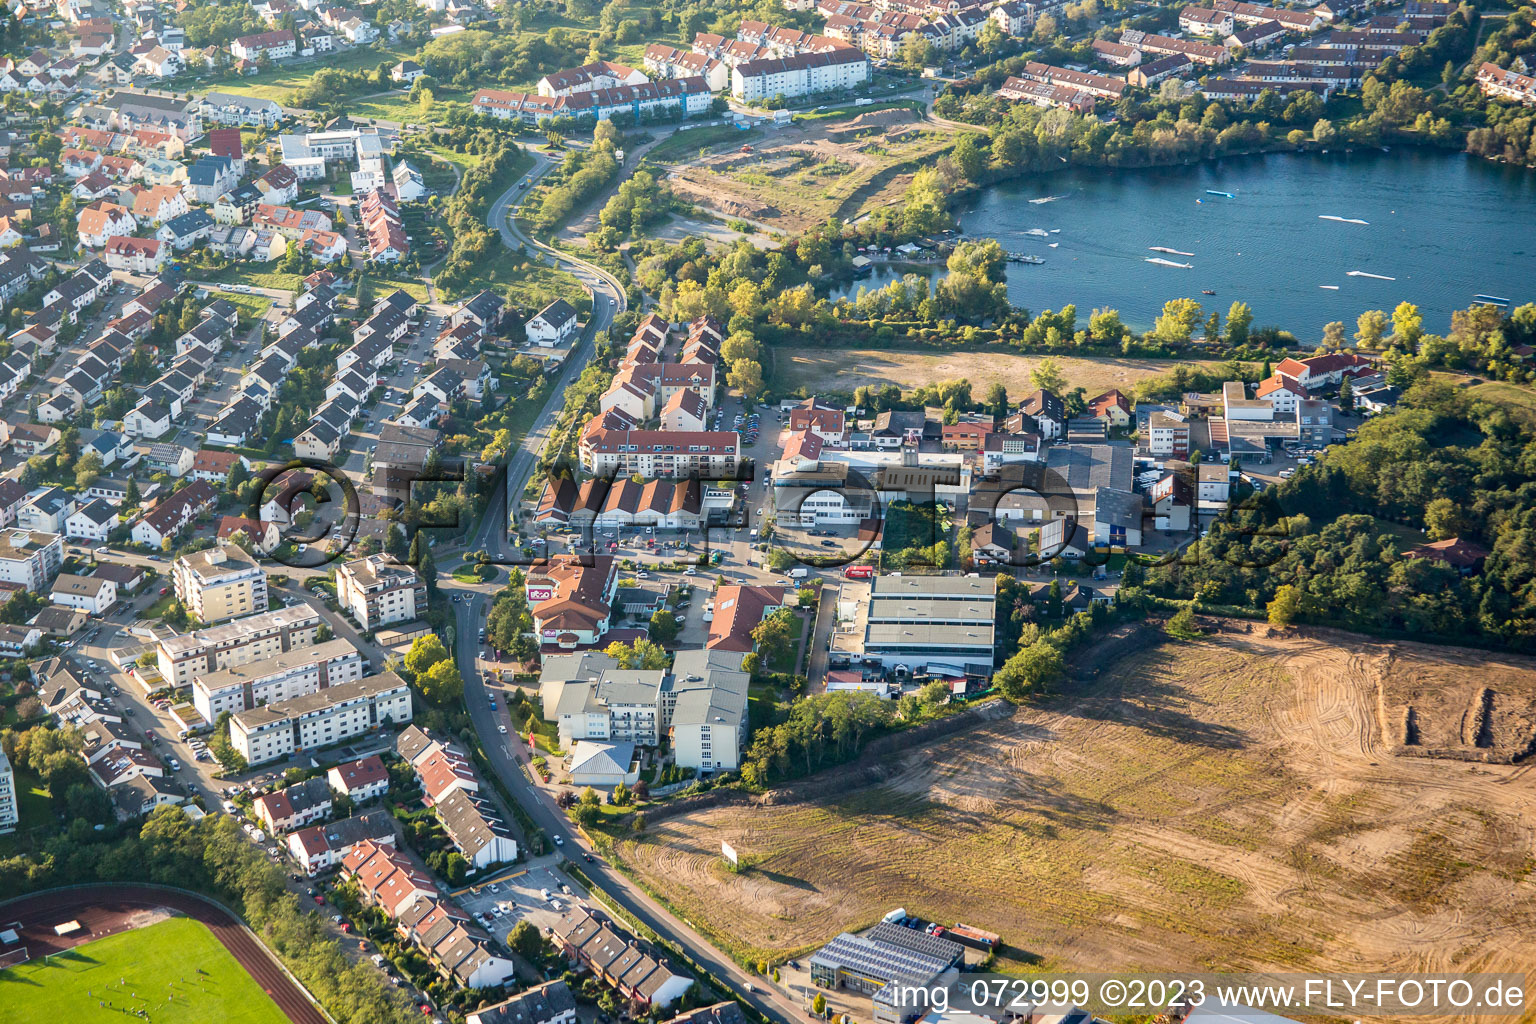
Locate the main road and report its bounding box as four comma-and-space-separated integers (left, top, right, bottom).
442, 151, 806, 1024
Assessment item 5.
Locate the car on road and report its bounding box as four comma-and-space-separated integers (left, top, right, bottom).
168, 757, 181, 771
552, 834, 564, 846
498, 725, 507, 734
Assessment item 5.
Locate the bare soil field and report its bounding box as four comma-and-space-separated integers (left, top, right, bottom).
666, 109, 959, 232
613, 629, 1536, 1004
1378, 645, 1536, 762
771, 347, 1227, 400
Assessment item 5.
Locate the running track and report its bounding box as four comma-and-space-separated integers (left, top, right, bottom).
0, 886, 327, 1024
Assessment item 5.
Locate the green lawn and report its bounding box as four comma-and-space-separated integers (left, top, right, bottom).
198, 264, 303, 293
209, 290, 273, 324
366, 276, 431, 304
0, 917, 288, 1024
0, 768, 54, 855
190, 46, 414, 103
1468, 380, 1536, 425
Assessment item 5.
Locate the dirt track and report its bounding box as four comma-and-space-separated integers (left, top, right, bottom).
0, 886, 326, 1024
613, 629, 1536, 1017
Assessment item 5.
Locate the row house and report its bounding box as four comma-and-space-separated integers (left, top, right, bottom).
1478, 62, 1536, 106
470, 75, 714, 125
359, 188, 408, 262
1211, 0, 1324, 33
996, 76, 1096, 113
231, 28, 296, 60
643, 44, 730, 91
1179, 5, 1235, 37
578, 428, 741, 478
129, 478, 217, 547
1019, 60, 1126, 100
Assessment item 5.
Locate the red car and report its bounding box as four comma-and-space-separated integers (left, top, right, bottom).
313, 895, 325, 905
159, 586, 170, 595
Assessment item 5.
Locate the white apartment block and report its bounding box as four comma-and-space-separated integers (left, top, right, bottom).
336, 554, 426, 629
0, 530, 63, 592
731, 48, 870, 103
231, 670, 413, 765
192, 637, 364, 722
0, 746, 16, 830
172, 544, 269, 623
156, 605, 324, 688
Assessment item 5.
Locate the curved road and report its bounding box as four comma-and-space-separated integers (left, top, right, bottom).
440, 155, 806, 1024
0, 885, 328, 1024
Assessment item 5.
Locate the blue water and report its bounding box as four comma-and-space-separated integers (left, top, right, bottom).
836, 150, 1536, 334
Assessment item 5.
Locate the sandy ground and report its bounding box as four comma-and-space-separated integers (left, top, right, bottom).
770, 348, 1229, 400
614, 629, 1536, 1019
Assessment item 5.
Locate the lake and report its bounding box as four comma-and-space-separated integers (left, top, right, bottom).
836, 150, 1536, 335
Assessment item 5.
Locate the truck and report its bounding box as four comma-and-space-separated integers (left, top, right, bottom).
844, 565, 875, 579
882, 907, 908, 925
788, 567, 809, 579
948, 923, 1001, 950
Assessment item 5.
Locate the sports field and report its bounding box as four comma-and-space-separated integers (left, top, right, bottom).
0, 917, 288, 1024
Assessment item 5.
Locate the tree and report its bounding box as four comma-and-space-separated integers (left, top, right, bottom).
1267, 584, 1303, 627
443, 852, 468, 885
1321, 321, 1348, 350
1029, 356, 1068, 395
125, 476, 142, 507
1392, 301, 1424, 350
993, 640, 1063, 701
726, 359, 764, 398
649, 608, 679, 645
385, 523, 409, 562
1225, 300, 1254, 347
950, 133, 986, 182
751, 607, 798, 672
603, 638, 669, 670
508, 920, 544, 961
1152, 298, 1203, 345
1164, 604, 1201, 639
1339, 376, 1354, 411
74, 451, 103, 490
611, 780, 632, 806
1423, 497, 1465, 540
813, 994, 828, 1017
984, 381, 1010, 416
419, 658, 463, 706
403, 634, 450, 679
1355, 309, 1389, 349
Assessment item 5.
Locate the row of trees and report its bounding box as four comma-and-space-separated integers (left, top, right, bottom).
530, 121, 622, 234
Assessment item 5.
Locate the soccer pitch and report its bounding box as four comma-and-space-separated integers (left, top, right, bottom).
0, 917, 288, 1024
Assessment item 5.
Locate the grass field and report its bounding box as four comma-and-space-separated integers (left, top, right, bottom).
770, 347, 1226, 400
611, 628, 1536, 998
191, 47, 414, 103
1467, 380, 1536, 425
0, 918, 287, 1024
209, 291, 273, 324
198, 264, 304, 294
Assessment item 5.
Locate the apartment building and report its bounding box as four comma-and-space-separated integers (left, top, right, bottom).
336, 554, 426, 629
578, 428, 740, 478
0, 746, 16, 830
731, 47, 870, 102
0, 529, 63, 592
1477, 62, 1536, 105
156, 605, 323, 688
172, 544, 268, 624
1144, 411, 1191, 458
540, 649, 750, 773
192, 637, 365, 722
231, 670, 413, 766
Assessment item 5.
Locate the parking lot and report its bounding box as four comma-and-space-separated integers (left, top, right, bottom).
452, 861, 583, 946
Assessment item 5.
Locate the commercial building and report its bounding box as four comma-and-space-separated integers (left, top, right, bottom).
858, 576, 997, 679
172, 544, 268, 624
156, 605, 324, 688
231, 670, 413, 766
810, 922, 963, 1004
337, 554, 426, 629
526, 555, 618, 650
192, 637, 365, 722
